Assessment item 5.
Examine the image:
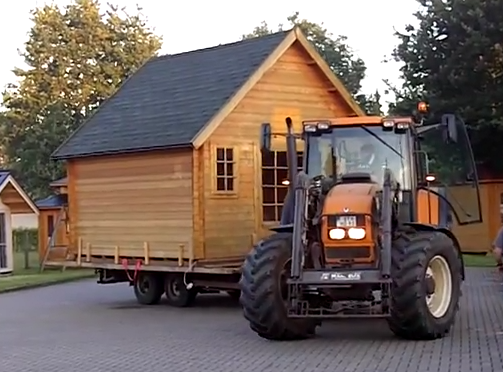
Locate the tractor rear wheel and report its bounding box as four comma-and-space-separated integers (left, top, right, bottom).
387, 230, 462, 340
239, 233, 317, 341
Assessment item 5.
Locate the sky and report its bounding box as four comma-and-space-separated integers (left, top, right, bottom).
0, 0, 421, 107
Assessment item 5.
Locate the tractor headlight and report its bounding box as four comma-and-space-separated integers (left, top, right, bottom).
328, 228, 345, 240
347, 228, 366, 240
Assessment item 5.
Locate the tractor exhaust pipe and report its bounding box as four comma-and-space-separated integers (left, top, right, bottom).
285, 117, 298, 189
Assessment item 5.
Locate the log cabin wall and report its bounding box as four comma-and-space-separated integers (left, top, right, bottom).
202, 40, 360, 259
67, 149, 196, 259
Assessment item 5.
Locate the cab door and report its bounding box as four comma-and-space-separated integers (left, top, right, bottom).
417, 115, 482, 226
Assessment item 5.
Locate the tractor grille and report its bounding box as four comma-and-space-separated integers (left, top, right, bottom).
325, 246, 371, 259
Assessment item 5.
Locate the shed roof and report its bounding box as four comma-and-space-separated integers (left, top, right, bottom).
35, 194, 65, 209
52, 31, 289, 160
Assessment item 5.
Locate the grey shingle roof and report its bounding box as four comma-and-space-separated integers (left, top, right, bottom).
52, 30, 290, 160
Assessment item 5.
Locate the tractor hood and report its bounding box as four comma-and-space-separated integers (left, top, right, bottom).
322, 182, 379, 216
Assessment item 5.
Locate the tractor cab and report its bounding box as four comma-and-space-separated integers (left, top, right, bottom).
260, 108, 482, 228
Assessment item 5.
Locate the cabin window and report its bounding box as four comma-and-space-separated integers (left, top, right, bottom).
214, 147, 236, 193
261, 151, 303, 222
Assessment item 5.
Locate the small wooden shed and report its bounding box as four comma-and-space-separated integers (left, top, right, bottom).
0, 170, 39, 274
451, 179, 503, 253
50, 28, 364, 266
35, 177, 69, 262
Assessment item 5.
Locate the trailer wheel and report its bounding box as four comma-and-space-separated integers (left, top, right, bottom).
133, 272, 164, 305
164, 274, 197, 307
239, 233, 317, 341
387, 230, 462, 340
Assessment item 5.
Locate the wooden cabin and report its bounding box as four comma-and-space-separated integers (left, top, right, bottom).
35, 177, 69, 262
48, 27, 364, 267
0, 170, 39, 274
451, 179, 503, 253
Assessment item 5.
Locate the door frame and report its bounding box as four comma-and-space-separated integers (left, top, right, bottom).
0, 203, 13, 274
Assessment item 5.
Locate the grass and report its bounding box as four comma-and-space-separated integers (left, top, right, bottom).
462, 253, 495, 268
0, 251, 95, 293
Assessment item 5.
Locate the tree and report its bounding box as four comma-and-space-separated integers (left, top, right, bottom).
1, 0, 162, 198
243, 13, 381, 114
389, 0, 503, 176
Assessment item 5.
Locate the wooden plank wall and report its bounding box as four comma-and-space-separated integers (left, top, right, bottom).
202, 40, 358, 259
67, 150, 195, 259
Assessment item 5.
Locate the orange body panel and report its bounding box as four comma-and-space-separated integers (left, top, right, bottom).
321, 183, 379, 264
416, 189, 439, 225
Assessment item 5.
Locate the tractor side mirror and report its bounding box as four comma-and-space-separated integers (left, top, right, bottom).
260, 123, 272, 152
441, 114, 458, 143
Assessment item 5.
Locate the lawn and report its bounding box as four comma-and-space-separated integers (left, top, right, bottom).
0, 251, 95, 293
462, 253, 495, 268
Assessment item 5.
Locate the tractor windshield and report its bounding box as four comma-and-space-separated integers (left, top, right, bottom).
306, 126, 412, 189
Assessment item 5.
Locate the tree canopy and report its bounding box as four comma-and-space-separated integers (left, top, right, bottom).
243, 13, 382, 115
389, 0, 503, 176
1, 0, 162, 198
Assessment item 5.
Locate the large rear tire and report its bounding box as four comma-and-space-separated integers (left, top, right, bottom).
239, 233, 317, 341
387, 230, 462, 340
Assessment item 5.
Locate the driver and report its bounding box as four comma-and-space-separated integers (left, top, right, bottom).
356, 143, 381, 173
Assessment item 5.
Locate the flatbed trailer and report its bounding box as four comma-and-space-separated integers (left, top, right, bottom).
45, 254, 244, 307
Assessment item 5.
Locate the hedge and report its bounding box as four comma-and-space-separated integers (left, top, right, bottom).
13, 228, 38, 253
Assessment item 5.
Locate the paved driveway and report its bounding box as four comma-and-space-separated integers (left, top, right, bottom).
0, 268, 502, 372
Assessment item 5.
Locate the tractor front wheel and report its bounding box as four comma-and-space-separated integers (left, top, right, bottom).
387, 230, 462, 340
239, 233, 317, 341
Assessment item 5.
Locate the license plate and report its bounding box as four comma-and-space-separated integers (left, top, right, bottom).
336, 216, 357, 227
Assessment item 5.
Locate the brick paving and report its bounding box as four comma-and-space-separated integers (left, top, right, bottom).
0, 268, 502, 372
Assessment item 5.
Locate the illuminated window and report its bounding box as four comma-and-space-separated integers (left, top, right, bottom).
261, 151, 303, 222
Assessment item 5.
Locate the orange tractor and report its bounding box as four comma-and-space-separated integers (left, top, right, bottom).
239, 106, 482, 340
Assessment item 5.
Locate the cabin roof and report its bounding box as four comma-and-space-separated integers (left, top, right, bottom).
52, 27, 364, 160
0, 170, 39, 214
52, 31, 289, 160
35, 194, 65, 209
